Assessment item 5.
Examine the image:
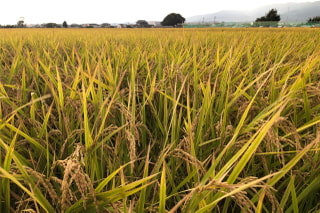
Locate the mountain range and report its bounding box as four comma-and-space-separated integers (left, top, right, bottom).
186, 1, 320, 23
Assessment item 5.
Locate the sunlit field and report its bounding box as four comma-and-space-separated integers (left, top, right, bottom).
0, 28, 320, 212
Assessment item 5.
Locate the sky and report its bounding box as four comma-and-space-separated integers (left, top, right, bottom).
0, 0, 317, 25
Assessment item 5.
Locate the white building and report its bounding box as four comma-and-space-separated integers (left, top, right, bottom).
117, 24, 127, 28
149, 21, 161, 27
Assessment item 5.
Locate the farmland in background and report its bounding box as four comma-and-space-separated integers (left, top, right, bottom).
0, 28, 320, 212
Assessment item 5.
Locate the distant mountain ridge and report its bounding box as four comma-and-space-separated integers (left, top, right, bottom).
186, 1, 320, 23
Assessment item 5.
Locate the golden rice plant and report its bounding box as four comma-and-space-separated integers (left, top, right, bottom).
0, 28, 320, 212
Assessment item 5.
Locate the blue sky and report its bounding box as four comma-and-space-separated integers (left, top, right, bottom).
0, 0, 317, 25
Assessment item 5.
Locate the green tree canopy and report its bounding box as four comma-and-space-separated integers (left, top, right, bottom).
45, 23, 58, 28
256, 9, 280, 22
17, 20, 25, 28
136, 20, 150, 28
161, 13, 185, 26
63, 21, 68, 28
308, 16, 320, 23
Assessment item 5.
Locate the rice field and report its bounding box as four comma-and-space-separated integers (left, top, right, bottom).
0, 28, 320, 212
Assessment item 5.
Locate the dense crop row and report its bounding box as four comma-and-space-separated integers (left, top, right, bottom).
0, 28, 320, 212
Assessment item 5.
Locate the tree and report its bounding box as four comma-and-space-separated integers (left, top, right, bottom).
17, 17, 25, 28
307, 16, 320, 23
17, 20, 24, 27
63, 21, 68, 28
45, 23, 58, 28
136, 20, 150, 28
161, 13, 185, 26
256, 9, 280, 22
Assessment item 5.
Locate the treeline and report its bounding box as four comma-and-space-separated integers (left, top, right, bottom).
255, 9, 320, 24
307, 16, 320, 23
0, 23, 68, 28
0, 13, 186, 29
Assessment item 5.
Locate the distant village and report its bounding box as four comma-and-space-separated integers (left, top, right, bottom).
0, 20, 183, 29
1, 13, 187, 28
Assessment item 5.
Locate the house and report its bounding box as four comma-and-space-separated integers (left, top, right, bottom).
81, 24, 100, 28
117, 24, 127, 28
70, 24, 81, 28
89, 24, 100, 28
149, 21, 161, 27
101, 23, 111, 28
26, 24, 36, 28
127, 24, 137, 28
